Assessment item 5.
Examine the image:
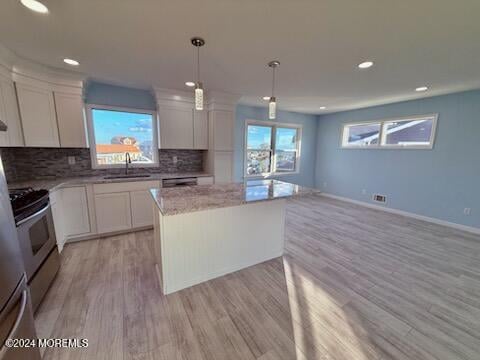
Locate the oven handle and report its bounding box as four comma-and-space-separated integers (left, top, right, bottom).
16, 204, 50, 226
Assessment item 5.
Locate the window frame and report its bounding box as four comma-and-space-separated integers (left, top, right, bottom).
244, 119, 302, 178
86, 104, 159, 169
340, 113, 438, 150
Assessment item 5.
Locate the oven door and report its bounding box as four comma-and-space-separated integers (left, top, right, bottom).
16, 204, 57, 280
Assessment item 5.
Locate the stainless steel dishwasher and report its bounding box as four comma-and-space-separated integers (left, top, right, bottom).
162, 177, 198, 188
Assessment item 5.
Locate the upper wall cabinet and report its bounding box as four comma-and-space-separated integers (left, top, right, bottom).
209, 110, 234, 151
154, 88, 208, 150
15, 83, 60, 147
158, 106, 194, 149
0, 72, 23, 147
54, 92, 87, 148
158, 107, 208, 150
193, 109, 208, 150
12, 66, 86, 148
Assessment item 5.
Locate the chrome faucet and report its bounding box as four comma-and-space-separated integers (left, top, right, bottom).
125, 152, 132, 175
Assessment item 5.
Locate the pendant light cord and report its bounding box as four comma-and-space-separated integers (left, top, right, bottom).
197, 46, 200, 84
271, 66, 276, 97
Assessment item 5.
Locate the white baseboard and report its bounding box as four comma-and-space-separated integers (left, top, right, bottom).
319, 192, 480, 236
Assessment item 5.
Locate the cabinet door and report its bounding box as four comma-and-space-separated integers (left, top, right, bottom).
0, 77, 24, 147
158, 107, 193, 149
193, 109, 208, 149
62, 187, 91, 237
214, 151, 233, 183
94, 192, 132, 234
16, 83, 59, 147
211, 110, 233, 151
50, 198, 66, 252
130, 190, 154, 228
54, 92, 87, 148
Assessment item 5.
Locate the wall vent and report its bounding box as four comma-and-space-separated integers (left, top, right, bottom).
373, 194, 387, 203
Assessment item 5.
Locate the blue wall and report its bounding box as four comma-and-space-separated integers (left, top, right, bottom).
315, 90, 480, 229
235, 104, 317, 187
85, 81, 156, 110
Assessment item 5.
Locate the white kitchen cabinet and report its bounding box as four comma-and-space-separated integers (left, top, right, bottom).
158, 107, 194, 149
214, 152, 233, 183
130, 190, 154, 228
210, 110, 234, 151
54, 92, 87, 148
62, 187, 91, 237
50, 191, 66, 252
50, 186, 91, 251
94, 192, 132, 234
0, 75, 23, 147
193, 109, 208, 149
15, 83, 60, 147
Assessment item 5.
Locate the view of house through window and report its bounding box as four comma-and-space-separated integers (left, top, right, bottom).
246, 122, 301, 176
88, 106, 157, 167
341, 114, 437, 148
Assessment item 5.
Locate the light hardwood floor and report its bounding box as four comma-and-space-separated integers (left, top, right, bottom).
36, 194, 480, 360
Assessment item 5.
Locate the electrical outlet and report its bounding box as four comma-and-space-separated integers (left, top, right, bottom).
362, 189, 367, 195
67, 156, 76, 165
172, 156, 178, 165
464, 208, 471, 216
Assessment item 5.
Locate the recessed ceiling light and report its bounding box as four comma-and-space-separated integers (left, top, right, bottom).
20, 0, 49, 14
63, 58, 79, 66
185, 81, 195, 87
415, 86, 428, 92
262, 96, 270, 101
358, 61, 374, 69
319, 106, 327, 110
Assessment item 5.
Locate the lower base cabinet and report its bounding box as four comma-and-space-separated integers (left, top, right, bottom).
50, 178, 206, 244
94, 192, 132, 234
130, 190, 155, 228
50, 186, 91, 252
62, 187, 91, 237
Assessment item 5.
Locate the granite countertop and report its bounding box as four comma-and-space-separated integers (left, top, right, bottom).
8, 172, 213, 192
150, 179, 319, 216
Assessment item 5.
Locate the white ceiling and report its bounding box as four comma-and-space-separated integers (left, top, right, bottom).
1, 0, 479, 114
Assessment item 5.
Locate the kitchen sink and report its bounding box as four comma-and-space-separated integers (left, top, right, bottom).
103, 174, 152, 180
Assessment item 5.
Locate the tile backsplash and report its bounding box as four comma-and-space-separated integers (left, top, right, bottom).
0, 147, 205, 183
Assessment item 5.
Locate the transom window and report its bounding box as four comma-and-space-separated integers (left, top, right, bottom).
341, 114, 438, 149
245, 121, 301, 176
87, 105, 158, 168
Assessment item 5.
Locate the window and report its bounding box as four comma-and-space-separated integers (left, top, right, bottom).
342, 122, 381, 147
245, 121, 301, 176
341, 114, 437, 149
87, 105, 158, 168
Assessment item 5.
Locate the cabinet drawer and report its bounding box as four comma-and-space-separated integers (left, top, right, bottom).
93, 180, 160, 194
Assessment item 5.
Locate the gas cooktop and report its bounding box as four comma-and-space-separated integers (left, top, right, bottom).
9, 187, 50, 224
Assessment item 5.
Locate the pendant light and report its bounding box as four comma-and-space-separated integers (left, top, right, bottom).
268, 60, 280, 119
191, 37, 205, 110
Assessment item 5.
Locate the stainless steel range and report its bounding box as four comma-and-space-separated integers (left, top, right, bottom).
9, 187, 60, 312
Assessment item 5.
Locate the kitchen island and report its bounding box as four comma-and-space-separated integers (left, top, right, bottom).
150, 179, 317, 294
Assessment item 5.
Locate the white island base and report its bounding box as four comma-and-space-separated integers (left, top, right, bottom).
153, 199, 286, 294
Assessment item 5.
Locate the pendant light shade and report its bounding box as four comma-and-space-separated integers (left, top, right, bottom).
268, 61, 280, 119
268, 97, 276, 120
195, 82, 204, 111
191, 37, 205, 111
